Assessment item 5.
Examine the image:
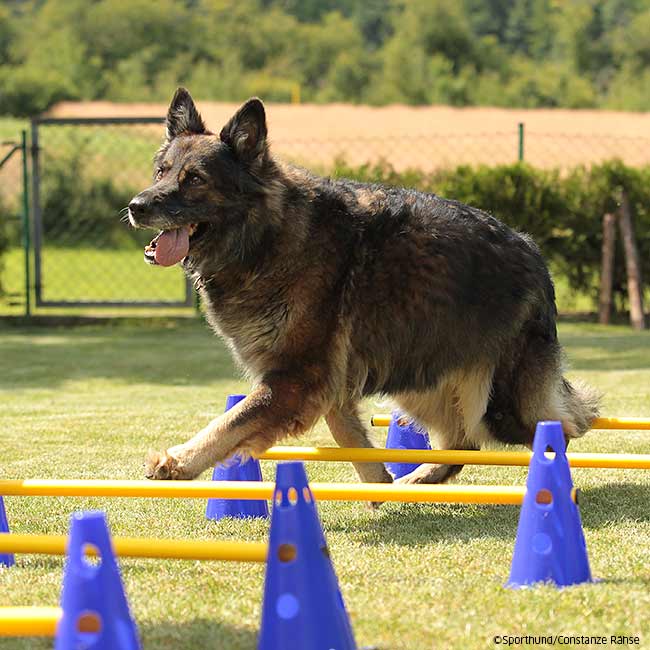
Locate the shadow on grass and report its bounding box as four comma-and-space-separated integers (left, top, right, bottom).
581, 483, 650, 528
0, 322, 238, 389
15, 557, 65, 571
0, 614, 259, 650
2, 319, 649, 391
327, 482, 650, 547
140, 618, 258, 650
332, 502, 521, 546
0, 639, 51, 650
596, 577, 650, 587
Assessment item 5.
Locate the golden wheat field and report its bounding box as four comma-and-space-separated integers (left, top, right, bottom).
48, 100, 650, 171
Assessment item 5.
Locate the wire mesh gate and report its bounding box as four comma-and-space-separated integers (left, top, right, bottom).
31, 117, 193, 308
0, 132, 30, 315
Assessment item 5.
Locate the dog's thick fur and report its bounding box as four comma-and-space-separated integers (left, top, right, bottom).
128, 88, 600, 485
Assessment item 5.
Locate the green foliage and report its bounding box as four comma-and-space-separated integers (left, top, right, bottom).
0, 65, 72, 116
3, 0, 650, 114
0, 5, 16, 64
333, 158, 650, 312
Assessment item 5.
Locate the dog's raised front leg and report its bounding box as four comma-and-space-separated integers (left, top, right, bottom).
145, 374, 323, 480
325, 404, 393, 484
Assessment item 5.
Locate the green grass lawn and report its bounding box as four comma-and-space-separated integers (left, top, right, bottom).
1, 320, 650, 649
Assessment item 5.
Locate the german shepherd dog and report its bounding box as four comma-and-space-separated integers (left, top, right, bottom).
128, 88, 600, 485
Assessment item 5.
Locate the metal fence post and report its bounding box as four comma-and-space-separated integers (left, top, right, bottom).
30, 120, 42, 306
518, 122, 525, 162
20, 130, 31, 318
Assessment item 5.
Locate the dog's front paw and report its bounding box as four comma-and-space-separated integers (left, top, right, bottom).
394, 471, 425, 486
144, 449, 194, 480
394, 462, 460, 485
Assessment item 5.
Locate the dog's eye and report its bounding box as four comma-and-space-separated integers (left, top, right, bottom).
188, 174, 205, 186
155, 168, 164, 181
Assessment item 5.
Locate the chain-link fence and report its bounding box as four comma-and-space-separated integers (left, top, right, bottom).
30, 117, 192, 308
2, 116, 650, 316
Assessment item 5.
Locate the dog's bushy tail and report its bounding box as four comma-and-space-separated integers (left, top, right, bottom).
562, 378, 602, 437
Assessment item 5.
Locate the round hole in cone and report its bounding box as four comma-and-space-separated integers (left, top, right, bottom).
277, 543, 297, 563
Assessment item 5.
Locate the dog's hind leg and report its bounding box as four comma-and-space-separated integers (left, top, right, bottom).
325, 404, 393, 484
488, 331, 601, 447
393, 366, 493, 484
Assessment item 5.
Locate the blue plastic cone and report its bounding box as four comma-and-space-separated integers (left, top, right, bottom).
0, 496, 15, 568
258, 461, 357, 650
385, 411, 431, 479
206, 394, 269, 520
507, 421, 592, 588
55, 511, 141, 650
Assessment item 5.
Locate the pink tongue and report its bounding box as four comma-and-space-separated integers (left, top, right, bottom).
154, 227, 190, 267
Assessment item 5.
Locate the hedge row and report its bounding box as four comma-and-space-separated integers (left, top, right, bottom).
334, 159, 650, 310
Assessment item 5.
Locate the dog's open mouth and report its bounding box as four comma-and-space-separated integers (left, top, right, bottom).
144, 223, 207, 266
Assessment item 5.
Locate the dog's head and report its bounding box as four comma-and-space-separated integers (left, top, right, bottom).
128, 88, 271, 267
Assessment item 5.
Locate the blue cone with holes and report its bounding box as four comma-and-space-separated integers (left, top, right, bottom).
385, 411, 432, 479
55, 511, 141, 650
206, 394, 269, 520
0, 495, 15, 568
507, 421, 591, 588
258, 461, 357, 650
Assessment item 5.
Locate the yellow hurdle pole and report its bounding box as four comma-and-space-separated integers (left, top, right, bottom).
0, 534, 266, 563
0, 607, 60, 637
0, 479, 574, 505
370, 414, 650, 430
591, 417, 650, 430
0, 607, 96, 637
257, 446, 650, 470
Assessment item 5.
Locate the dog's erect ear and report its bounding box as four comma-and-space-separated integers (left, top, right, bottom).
165, 87, 206, 141
220, 98, 267, 162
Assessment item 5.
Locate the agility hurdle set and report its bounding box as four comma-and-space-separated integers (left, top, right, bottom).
0, 462, 367, 649
1, 398, 649, 649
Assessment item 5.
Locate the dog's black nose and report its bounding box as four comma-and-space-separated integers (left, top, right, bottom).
128, 196, 147, 217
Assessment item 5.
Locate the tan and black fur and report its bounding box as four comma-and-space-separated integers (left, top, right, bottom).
128, 88, 600, 485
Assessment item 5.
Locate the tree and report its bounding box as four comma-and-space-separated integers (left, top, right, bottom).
2, 0, 650, 113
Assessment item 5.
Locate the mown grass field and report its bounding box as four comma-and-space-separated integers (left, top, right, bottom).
1, 320, 649, 649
